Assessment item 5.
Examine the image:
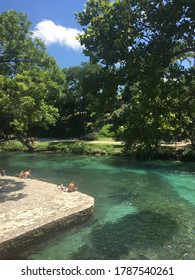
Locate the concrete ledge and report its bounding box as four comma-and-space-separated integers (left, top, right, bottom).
0, 176, 94, 252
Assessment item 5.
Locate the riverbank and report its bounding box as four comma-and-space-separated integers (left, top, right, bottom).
0, 139, 195, 161
0, 139, 123, 156
0, 176, 94, 258
127, 144, 195, 161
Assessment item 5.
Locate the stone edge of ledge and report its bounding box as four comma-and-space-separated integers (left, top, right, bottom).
0, 205, 94, 253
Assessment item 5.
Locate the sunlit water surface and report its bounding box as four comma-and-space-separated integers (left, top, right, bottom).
0, 152, 195, 260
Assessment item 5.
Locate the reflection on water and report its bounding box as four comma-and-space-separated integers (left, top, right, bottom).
0, 153, 195, 259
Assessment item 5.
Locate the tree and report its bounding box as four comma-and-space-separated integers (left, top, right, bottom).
0, 11, 66, 150
62, 62, 119, 136
76, 0, 195, 148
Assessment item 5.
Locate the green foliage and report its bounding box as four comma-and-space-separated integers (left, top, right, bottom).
97, 124, 115, 139
76, 0, 195, 148
0, 10, 48, 76
0, 140, 27, 151
44, 141, 122, 155
0, 140, 122, 155
61, 62, 119, 137
0, 10, 66, 139
1, 5, 194, 153
1, 139, 195, 160
179, 148, 195, 161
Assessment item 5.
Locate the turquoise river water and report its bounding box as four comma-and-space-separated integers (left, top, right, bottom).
0, 152, 195, 260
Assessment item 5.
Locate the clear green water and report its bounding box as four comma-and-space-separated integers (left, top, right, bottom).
0, 152, 195, 260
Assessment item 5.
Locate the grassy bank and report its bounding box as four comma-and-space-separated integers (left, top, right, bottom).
0, 140, 123, 156
0, 140, 195, 161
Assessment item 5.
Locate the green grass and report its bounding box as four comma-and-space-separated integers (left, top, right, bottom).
0, 140, 28, 151
39, 141, 123, 155
0, 140, 123, 156
1, 139, 195, 161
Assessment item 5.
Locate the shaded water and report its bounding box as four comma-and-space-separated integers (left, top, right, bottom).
0, 152, 195, 260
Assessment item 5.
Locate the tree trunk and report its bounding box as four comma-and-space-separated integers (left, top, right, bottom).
15, 134, 34, 152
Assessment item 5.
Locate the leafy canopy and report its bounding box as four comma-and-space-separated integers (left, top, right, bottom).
0, 10, 66, 137
76, 0, 195, 147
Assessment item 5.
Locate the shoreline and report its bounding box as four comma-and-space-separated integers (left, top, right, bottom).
0, 141, 195, 161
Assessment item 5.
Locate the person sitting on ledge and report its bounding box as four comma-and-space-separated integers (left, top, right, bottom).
20, 170, 33, 179
57, 183, 68, 192
67, 182, 77, 192
16, 171, 24, 178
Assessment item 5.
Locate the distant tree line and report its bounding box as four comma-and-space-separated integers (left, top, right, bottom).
0, 1, 194, 151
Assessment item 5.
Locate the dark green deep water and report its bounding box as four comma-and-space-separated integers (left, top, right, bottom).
0, 152, 195, 260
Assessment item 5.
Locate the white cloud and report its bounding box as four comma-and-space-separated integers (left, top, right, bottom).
33, 20, 83, 51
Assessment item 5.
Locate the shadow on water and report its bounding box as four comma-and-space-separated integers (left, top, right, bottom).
71, 210, 178, 260
16, 167, 195, 260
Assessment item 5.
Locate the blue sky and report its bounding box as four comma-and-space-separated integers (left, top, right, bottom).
0, 0, 89, 69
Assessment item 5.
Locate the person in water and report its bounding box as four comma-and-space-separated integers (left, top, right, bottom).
67, 182, 77, 192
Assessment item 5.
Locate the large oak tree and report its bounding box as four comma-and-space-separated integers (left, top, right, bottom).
0, 10, 66, 149
76, 0, 195, 148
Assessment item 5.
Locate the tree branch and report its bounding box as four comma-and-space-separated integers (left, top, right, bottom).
173, 48, 195, 58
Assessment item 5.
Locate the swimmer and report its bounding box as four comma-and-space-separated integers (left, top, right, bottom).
67, 182, 77, 192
